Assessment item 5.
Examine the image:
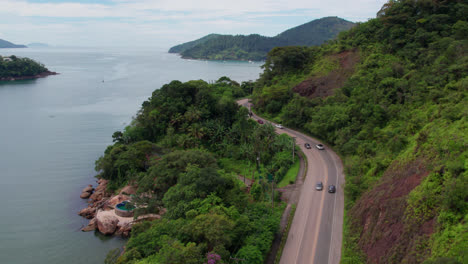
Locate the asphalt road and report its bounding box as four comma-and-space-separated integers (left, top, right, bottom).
238, 99, 345, 264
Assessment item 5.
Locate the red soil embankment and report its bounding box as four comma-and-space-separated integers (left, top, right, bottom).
293, 49, 360, 98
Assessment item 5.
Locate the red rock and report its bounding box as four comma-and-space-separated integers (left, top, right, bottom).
78, 207, 96, 219
89, 192, 103, 202
80, 192, 91, 199
118, 223, 132, 237
82, 185, 94, 193
81, 218, 97, 232
96, 213, 119, 235
119, 185, 137, 195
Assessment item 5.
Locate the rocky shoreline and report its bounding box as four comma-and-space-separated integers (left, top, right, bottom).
0, 71, 58, 81
78, 179, 161, 237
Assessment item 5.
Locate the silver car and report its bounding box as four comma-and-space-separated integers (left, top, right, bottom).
316, 182, 323, 191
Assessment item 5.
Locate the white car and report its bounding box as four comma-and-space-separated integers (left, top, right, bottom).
275, 124, 284, 129
316, 182, 323, 191
316, 144, 325, 150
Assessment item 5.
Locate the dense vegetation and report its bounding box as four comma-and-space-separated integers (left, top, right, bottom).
168, 17, 354, 61
0, 55, 49, 79
99, 77, 298, 263
0, 39, 26, 48
251, 0, 467, 263
168, 34, 222, 54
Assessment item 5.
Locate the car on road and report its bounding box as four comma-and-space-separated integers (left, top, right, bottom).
328, 185, 336, 193
257, 119, 264, 124
316, 144, 325, 150
316, 182, 323, 191
304, 143, 311, 149
275, 124, 284, 129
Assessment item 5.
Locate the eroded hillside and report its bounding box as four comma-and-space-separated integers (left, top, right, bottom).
252, 0, 468, 263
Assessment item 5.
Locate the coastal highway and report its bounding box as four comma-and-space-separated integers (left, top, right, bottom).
238, 99, 345, 264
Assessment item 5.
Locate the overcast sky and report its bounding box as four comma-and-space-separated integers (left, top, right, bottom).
0, 0, 388, 48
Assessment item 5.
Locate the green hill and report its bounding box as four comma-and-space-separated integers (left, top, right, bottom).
0, 39, 27, 48
169, 17, 355, 61
252, 0, 468, 263
168, 34, 222, 53
0, 55, 51, 80
276, 16, 357, 46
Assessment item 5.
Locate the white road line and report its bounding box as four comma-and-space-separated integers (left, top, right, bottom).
328, 154, 339, 264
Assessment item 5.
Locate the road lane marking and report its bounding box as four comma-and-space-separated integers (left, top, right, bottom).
327, 153, 339, 264
241, 100, 342, 264
310, 151, 328, 264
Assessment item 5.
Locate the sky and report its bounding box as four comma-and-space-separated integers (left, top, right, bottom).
0, 0, 388, 48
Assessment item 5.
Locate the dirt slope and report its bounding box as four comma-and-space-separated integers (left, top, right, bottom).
293, 49, 360, 98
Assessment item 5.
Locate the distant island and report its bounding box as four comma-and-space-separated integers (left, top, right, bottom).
0, 55, 57, 81
169, 17, 355, 61
0, 39, 27, 48
27, 43, 50, 48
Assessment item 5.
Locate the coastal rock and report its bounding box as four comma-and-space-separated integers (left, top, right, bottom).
82, 185, 94, 193
80, 192, 91, 199
95, 180, 108, 191
104, 194, 130, 209
89, 191, 104, 201
0, 71, 58, 81
115, 222, 132, 237
81, 218, 97, 232
96, 213, 119, 235
78, 207, 96, 219
119, 185, 137, 195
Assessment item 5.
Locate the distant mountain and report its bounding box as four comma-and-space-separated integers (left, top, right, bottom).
275, 16, 356, 46
27, 43, 50, 48
0, 39, 27, 48
169, 34, 222, 53
169, 17, 355, 61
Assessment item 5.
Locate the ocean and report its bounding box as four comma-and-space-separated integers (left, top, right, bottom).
0, 46, 262, 263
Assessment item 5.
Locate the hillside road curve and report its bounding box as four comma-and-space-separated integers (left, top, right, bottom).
238, 99, 345, 264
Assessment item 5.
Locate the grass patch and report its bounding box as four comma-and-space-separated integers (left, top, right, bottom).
219, 157, 266, 180
278, 157, 300, 187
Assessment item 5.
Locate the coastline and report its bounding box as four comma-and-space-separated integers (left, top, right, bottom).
0, 71, 58, 81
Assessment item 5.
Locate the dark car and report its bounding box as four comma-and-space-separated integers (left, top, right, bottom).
316, 144, 325, 150
328, 185, 336, 193
257, 119, 264, 124
316, 182, 323, 191
304, 143, 311, 149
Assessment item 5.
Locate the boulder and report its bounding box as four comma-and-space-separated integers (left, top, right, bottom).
78, 207, 96, 219
80, 192, 91, 199
96, 212, 119, 235
115, 223, 132, 237
82, 185, 94, 193
119, 185, 137, 195
108, 195, 130, 207
89, 191, 104, 202
96, 179, 108, 190
81, 218, 97, 232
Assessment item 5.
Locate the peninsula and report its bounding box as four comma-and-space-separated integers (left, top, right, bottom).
0, 55, 57, 81
169, 17, 355, 61
0, 39, 27, 49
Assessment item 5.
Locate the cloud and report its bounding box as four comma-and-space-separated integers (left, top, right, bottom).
0, 0, 388, 47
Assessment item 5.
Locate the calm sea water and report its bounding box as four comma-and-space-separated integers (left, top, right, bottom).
0, 47, 262, 264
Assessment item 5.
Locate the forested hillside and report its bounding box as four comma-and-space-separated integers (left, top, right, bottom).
168, 34, 222, 54
251, 0, 467, 263
100, 78, 299, 263
0, 55, 49, 79
169, 17, 354, 61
